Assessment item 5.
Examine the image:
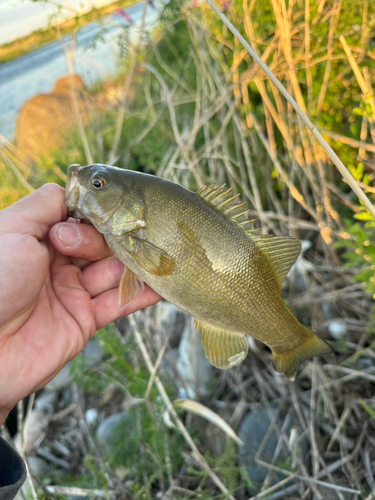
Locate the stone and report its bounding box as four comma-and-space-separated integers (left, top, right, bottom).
154, 301, 187, 347
27, 456, 51, 476
96, 411, 134, 458
85, 408, 99, 426
327, 319, 347, 339
284, 240, 314, 293
82, 338, 104, 363
176, 317, 214, 399
45, 339, 104, 393
238, 406, 308, 493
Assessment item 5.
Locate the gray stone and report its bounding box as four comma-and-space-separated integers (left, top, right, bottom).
45, 339, 103, 393
155, 301, 187, 347
284, 240, 314, 293
82, 338, 104, 363
327, 319, 347, 339
28, 456, 51, 476
85, 408, 99, 426
96, 411, 134, 457
34, 391, 57, 412
176, 317, 214, 399
238, 406, 308, 492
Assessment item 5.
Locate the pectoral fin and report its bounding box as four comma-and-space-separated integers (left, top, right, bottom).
118, 266, 145, 306
195, 320, 248, 369
130, 236, 175, 276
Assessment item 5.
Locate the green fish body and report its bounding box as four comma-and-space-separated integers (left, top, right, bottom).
65, 164, 331, 379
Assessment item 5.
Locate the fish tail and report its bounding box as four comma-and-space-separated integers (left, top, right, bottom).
272, 330, 332, 381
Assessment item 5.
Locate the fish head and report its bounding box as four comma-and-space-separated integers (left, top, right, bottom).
65, 164, 145, 236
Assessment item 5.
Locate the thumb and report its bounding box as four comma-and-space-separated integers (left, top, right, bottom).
0, 184, 67, 240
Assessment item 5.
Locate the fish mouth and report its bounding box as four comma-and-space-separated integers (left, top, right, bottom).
65, 164, 87, 219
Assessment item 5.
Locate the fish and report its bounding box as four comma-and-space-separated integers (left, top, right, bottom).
65, 163, 332, 380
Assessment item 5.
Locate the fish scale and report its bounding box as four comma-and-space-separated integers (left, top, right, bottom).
65, 163, 332, 380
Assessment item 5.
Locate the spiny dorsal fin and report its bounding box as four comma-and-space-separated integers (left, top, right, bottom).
197, 184, 254, 226
251, 234, 301, 286
195, 320, 248, 369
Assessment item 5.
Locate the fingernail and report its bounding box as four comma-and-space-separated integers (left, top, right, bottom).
57, 224, 82, 248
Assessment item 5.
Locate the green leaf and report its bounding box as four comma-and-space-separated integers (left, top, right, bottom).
354, 212, 374, 221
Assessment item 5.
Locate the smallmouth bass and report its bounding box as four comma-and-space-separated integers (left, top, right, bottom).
65, 164, 331, 380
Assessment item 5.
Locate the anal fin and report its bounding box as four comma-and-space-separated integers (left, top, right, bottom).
195, 320, 248, 369
119, 266, 145, 306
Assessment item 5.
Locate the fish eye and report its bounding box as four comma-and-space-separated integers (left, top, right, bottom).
91, 177, 106, 190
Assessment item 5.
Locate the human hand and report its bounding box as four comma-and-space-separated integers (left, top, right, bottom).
0, 184, 161, 426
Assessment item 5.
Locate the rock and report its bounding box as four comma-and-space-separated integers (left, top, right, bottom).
35, 391, 57, 412
45, 339, 104, 394
285, 240, 314, 293
85, 408, 99, 426
238, 406, 308, 493
96, 411, 134, 458
83, 338, 104, 362
327, 319, 347, 339
176, 317, 214, 399
154, 301, 187, 347
28, 456, 51, 476
161, 347, 179, 378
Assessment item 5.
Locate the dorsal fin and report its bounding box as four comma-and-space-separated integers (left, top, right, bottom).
197, 183, 253, 225
251, 234, 301, 286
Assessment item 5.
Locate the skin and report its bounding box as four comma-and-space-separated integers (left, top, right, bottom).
0, 183, 161, 427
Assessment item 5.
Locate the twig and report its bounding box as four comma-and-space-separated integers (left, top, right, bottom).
17, 396, 38, 500
46, 485, 108, 497
63, 42, 93, 164
255, 459, 361, 495
144, 334, 170, 400
0, 149, 34, 192
248, 471, 298, 500
108, 0, 150, 164
320, 129, 375, 153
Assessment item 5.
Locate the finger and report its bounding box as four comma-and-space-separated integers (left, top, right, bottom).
49, 221, 113, 262
93, 285, 162, 330
82, 256, 124, 297
0, 184, 66, 239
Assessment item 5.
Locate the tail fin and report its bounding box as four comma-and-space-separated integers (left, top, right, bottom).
272, 331, 332, 381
